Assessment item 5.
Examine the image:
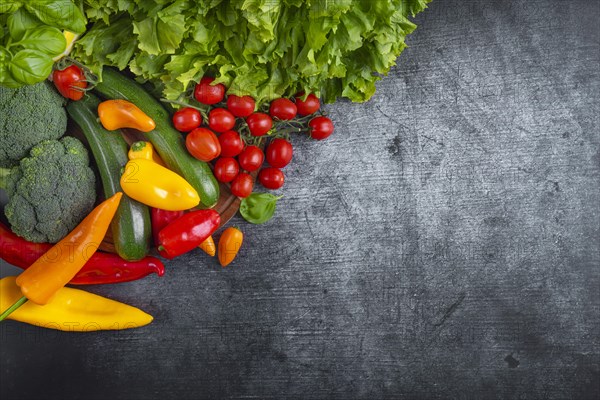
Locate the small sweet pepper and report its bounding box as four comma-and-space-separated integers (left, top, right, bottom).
120, 159, 200, 211
157, 210, 220, 259
98, 99, 156, 132
128, 141, 166, 167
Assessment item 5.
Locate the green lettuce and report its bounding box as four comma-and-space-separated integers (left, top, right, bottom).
74, 0, 430, 104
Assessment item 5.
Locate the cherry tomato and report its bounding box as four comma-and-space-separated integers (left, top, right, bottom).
295, 93, 321, 116
194, 77, 225, 105
227, 95, 255, 118
266, 138, 293, 168
214, 157, 240, 183
208, 108, 236, 133
246, 112, 273, 136
52, 65, 87, 101
172, 107, 202, 132
269, 98, 297, 120
237, 145, 264, 172
230, 172, 253, 198
258, 167, 285, 190
218, 130, 244, 157
186, 128, 221, 162
308, 116, 334, 140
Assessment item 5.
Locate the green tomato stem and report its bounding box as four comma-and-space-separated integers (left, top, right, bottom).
160, 99, 209, 120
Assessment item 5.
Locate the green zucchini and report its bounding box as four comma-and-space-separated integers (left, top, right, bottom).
67, 94, 151, 261
94, 68, 220, 208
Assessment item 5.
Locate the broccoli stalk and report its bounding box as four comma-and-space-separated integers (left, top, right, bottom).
0, 167, 9, 189
0, 137, 97, 243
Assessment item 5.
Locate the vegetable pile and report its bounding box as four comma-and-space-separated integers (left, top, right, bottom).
0, 0, 431, 331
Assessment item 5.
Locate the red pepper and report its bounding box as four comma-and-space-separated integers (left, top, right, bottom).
0, 222, 165, 285
157, 210, 220, 259
151, 208, 185, 246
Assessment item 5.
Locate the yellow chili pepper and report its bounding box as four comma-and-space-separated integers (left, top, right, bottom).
0, 276, 152, 331
218, 227, 243, 267
128, 141, 166, 167
120, 159, 200, 211
98, 99, 156, 132
199, 235, 216, 257
0, 193, 122, 321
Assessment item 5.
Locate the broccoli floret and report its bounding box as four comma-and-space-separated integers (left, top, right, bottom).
0, 81, 68, 168
0, 137, 97, 243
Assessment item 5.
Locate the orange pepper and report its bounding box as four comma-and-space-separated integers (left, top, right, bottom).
15, 192, 122, 305
199, 235, 216, 257
218, 227, 243, 267
98, 99, 156, 132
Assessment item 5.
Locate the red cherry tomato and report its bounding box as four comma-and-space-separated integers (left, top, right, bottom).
208, 108, 236, 133
52, 65, 87, 101
269, 98, 297, 120
214, 157, 240, 183
266, 138, 293, 168
230, 172, 253, 198
237, 145, 264, 172
258, 167, 285, 190
172, 107, 202, 132
295, 93, 321, 116
246, 112, 273, 136
227, 95, 255, 118
194, 77, 225, 105
218, 130, 244, 157
186, 128, 221, 162
308, 116, 334, 140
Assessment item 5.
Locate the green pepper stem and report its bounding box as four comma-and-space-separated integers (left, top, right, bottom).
0, 296, 27, 322
131, 141, 147, 152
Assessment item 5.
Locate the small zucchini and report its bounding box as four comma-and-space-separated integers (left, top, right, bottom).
94, 68, 220, 208
67, 94, 151, 261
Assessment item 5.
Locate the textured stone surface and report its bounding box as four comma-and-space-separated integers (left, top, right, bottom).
1, 0, 599, 398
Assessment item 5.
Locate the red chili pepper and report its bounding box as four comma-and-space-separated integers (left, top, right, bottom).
157, 210, 220, 259
151, 208, 185, 246
0, 222, 165, 285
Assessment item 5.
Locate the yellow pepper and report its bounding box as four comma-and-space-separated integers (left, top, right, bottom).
121, 159, 200, 211
0, 277, 152, 331
128, 141, 166, 167
199, 235, 216, 257
98, 99, 156, 132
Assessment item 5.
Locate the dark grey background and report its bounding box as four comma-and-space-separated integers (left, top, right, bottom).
1, 0, 599, 399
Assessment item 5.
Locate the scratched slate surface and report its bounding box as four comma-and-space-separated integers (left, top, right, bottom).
1, 0, 599, 399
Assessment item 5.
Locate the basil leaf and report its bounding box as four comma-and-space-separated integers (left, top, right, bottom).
7, 8, 41, 41
9, 49, 53, 84
0, 1, 22, 15
240, 193, 282, 225
15, 26, 66, 56
0, 47, 22, 88
25, 0, 87, 34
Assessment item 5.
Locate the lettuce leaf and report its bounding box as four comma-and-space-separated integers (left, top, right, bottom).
73, 0, 431, 104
